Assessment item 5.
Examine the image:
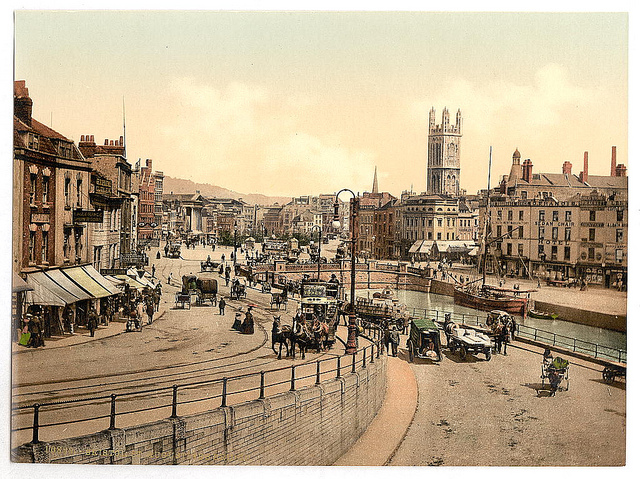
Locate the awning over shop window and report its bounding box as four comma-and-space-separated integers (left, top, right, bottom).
24, 275, 67, 306
12, 273, 33, 293
114, 275, 147, 291
81, 265, 121, 296
61, 265, 118, 298
44, 269, 94, 302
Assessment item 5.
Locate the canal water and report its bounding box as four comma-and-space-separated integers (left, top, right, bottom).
355, 288, 626, 354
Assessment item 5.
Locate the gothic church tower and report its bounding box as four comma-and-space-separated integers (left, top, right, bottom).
426, 107, 462, 196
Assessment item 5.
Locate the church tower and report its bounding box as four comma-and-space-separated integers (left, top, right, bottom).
372, 166, 379, 194
426, 107, 462, 196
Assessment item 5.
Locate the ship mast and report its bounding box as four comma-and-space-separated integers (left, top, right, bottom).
481, 146, 492, 289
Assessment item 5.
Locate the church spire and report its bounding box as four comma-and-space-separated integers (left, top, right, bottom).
372, 166, 379, 194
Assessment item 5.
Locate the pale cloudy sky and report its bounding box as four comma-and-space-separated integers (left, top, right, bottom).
13, 9, 628, 197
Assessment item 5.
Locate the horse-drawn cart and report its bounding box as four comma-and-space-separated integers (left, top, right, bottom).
407, 318, 442, 362
174, 292, 191, 309
270, 289, 288, 310
195, 274, 218, 306
446, 322, 492, 361
602, 362, 626, 384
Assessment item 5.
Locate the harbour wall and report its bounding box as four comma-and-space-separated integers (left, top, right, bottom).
532, 301, 626, 333
13, 354, 387, 465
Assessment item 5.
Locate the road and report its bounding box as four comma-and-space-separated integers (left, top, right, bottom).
387, 338, 626, 466
11, 244, 357, 447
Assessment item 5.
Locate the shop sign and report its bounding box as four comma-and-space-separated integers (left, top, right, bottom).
94, 177, 112, 196
74, 209, 104, 223
31, 212, 50, 224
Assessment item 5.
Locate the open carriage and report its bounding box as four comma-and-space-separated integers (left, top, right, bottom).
195, 274, 218, 306
407, 318, 442, 362
446, 321, 492, 361
200, 257, 218, 272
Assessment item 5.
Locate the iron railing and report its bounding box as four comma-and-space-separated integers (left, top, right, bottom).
12, 325, 383, 445
407, 307, 626, 363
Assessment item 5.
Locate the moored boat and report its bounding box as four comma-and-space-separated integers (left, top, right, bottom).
528, 310, 558, 320
454, 285, 529, 315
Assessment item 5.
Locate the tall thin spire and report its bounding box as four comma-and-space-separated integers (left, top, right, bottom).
372, 166, 379, 194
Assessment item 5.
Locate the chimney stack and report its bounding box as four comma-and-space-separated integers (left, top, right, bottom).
615, 164, 627, 177
562, 161, 572, 175
522, 159, 533, 183
14, 80, 33, 127
580, 151, 589, 183
611, 146, 617, 176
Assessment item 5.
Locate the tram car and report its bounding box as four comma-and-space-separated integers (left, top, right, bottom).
299, 279, 342, 347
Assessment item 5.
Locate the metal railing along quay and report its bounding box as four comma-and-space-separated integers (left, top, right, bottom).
407, 307, 626, 364
12, 324, 384, 446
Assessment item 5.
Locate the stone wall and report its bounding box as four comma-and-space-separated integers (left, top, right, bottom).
13, 354, 387, 465
533, 300, 626, 333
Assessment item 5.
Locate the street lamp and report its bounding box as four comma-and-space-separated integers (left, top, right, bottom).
233, 221, 238, 269
333, 189, 358, 354
311, 225, 322, 281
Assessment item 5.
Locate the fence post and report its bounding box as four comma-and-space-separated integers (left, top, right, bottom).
573, 338, 576, 352
534, 329, 537, 341
336, 356, 341, 378
290, 365, 296, 391
553, 333, 556, 346
259, 371, 265, 399
221, 377, 228, 407
370, 344, 375, 363
436, 310, 439, 321
352, 353, 356, 373
362, 348, 367, 368
595, 344, 598, 358
31, 404, 40, 444
377, 341, 381, 358
316, 361, 321, 385
619, 349, 622, 362
109, 394, 118, 428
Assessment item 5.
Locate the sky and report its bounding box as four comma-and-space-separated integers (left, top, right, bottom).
12, 9, 629, 198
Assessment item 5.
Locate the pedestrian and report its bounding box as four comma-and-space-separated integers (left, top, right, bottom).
383, 321, 390, 354
137, 301, 145, 329
389, 326, 400, 357
218, 297, 226, 315
222, 253, 225, 262
88, 307, 99, 337
494, 324, 503, 355
146, 299, 154, 325
501, 322, 511, 355
167, 272, 173, 285
152, 264, 156, 278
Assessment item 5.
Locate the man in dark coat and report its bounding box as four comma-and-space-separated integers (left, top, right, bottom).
87, 307, 99, 337
389, 326, 400, 357
218, 297, 226, 315
242, 306, 255, 334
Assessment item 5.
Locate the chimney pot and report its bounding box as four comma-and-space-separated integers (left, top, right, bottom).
562, 161, 572, 175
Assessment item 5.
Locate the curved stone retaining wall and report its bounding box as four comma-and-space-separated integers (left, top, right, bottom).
13, 354, 388, 465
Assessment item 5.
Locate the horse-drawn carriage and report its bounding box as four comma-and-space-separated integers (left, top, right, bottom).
230, 279, 247, 300
407, 318, 442, 362
200, 257, 218, 272
195, 274, 218, 306
602, 363, 626, 384
540, 356, 570, 396
445, 320, 492, 361
165, 242, 181, 259
270, 288, 288, 310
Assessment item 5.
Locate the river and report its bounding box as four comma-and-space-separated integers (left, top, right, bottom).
355, 288, 626, 356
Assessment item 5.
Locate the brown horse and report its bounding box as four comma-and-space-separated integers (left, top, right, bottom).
271, 316, 291, 359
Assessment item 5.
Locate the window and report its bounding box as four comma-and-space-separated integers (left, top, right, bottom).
437, 218, 442, 227
437, 232, 442, 240
29, 231, 36, 263
76, 179, 82, 207
589, 228, 596, 241
616, 229, 623, 243
518, 244, 524, 256
521, 191, 527, 199
588, 247, 595, 260
519, 210, 524, 221
565, 211, 572, 222
538, 244, 545, 257
63, 230, 71, 258
506, 243, 512, 256
41, 231, 48, 263
428, 232, 432, 240
564, 246, 571, 260
539, 210, 545, 221
551, 245, 558, 260
497, 210, 502, 219
496, 225, 502, 237
507, 210, 513, 221
64, 178, 71, 206
564, 228, 571, 241
589, 210, 596, 221
615, 249, 623, 263
552, 211, 558, 222
518, 226, 524, 239
616, 210, 624, 222
552, 227, 558, 240
29, 174, 37, 204
538, 226, 545, 239
42, 176, 49, 204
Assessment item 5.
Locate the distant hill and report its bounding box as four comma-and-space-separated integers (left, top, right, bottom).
162, 176, 290, 206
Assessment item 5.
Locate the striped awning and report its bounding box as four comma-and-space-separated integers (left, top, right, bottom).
24, 274, 67, 306
43, 269, 94, 301
114, 275, 148, 291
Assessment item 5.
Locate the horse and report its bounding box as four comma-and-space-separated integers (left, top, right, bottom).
311, 318, 330, 352
290, 320, 312, 360
271, 316, 291, 359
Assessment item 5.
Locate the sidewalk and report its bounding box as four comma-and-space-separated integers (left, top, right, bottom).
333, 354, 418, 466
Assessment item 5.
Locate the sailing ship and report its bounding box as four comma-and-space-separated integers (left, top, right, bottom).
453, 147, 534, 316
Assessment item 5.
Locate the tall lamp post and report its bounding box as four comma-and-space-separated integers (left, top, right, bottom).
233, 221, 238, 270
311, 225, 322, 281
333, 189, 358, 354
